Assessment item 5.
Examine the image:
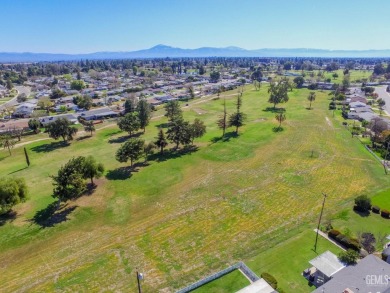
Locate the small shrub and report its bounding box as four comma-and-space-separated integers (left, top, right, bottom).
338, 249, 359, 265
261, 272, 277, 289
372, 205, 380, 214
348, 238, 361, 251
328, 229, 341, 239
381, 209, 390, 219
342, 122, 348, 126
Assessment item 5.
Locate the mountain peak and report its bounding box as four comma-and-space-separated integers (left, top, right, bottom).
149, 44, 174, 50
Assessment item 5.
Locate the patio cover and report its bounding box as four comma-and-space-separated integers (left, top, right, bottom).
309, 251, 345, 278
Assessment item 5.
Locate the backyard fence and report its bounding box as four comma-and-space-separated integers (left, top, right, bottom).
176, 261, 260, 293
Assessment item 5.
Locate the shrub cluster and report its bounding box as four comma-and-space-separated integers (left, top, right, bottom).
381, 209, 390, 219
372, 205, 380, 214
261, 272, 277, 289
369, 205, 390, 219
328, 229, 360, 251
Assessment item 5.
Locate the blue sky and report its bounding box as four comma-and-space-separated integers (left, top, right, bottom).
1, 0, 389, 53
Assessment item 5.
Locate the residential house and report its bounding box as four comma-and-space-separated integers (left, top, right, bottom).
78, 107, 118, 121
39, 114, 78, 126
312, 254, 390, 293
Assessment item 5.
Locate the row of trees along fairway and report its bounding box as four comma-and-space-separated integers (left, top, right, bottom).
217, 92, 247, 137
116, 99, 206, 168
118, 98, 152, 134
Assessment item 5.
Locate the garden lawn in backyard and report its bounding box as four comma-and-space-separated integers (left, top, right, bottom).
331, 207, 390, 250
372, 189, 390, 210
247, 229, 342, 293
0, 85, 389, 292
191, 269, 249, 293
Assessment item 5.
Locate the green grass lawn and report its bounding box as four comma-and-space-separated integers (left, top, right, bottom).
191, 269, 249, 293
288, 69, 373, 84
372, 189, 390, 210
331, 208, 390, 249
0, 84, 389, 292
246, 229, 342, 293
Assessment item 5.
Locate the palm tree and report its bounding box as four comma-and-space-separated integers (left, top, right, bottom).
275, 113, 286, 130
84, 121, 95, 136
0, 134, 16, 155
307, 92, 316, 109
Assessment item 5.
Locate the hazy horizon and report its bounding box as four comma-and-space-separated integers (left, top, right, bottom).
1, 0, 390, 54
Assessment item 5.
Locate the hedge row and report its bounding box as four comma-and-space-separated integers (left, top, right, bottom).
370, 205, 390, 219
328, 229, 360, 251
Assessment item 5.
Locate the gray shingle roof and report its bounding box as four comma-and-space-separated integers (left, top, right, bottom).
313, 255, 390, 293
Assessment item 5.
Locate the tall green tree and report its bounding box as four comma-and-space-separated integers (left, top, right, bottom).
137, 98, 152, 132
6, 79, 13, 90
164, 100, 182, 121
70, 80, 85, 91
116, 138, 145, 167
210, 71, 220, 83
0, 177, 28, 215
82, 155, 104, 185
52, 157, 87, 203
124, 96, 137, 114
28, 118, 40, 134
37, 97, 54, 113
293, 76, 304, 88
307, 92, 316, 109
268, 78, 291, 109
73, 95, 92, 110
217, 99, 228, 137
166, 118, 191, 148
117, 112, 140, 136
143, 142, 156, 162
155, 128, 168, 154
46, 118, 78, 142
228, 94, 246, 134
190, 118, 206, 144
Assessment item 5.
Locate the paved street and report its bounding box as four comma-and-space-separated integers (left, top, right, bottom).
375, 85, 390, 114
0, 85, 31, 110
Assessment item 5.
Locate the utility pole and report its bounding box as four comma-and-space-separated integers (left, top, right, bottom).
314, 193, 327, 252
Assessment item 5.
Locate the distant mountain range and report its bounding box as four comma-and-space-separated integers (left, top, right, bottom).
1, 44, 390, 62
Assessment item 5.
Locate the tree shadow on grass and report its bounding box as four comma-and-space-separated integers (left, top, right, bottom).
263, 107, 286, 113
272, 127, 284, 133
353, 208, 370, 218
210, 131, 238, 144
103, 129, 122, 137
149, 145, 198, 162
30, 141, 69, 153
31, 202, 77, 228
0, 211, 17, 226
8, 166, 28, 174
106, 166, 134, 180
83, 183, 98, 196
155, 122, 170, 129
76, 135, 92, 141
108, 132, 142, 144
